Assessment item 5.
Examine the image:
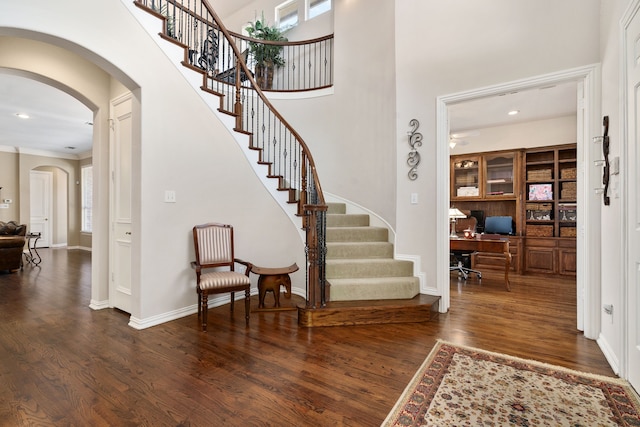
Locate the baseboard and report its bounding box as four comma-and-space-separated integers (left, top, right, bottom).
67, 245, 92, 252
89, 299, 110, 310
129, 305, 197, 330
597, 333, 620, 375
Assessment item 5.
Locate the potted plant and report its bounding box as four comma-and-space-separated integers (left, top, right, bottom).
245, 13, 287, 89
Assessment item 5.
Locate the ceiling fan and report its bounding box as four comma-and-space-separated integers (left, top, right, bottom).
449, 131, 479, 149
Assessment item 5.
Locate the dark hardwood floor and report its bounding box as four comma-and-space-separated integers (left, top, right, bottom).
0, 249, 613, 426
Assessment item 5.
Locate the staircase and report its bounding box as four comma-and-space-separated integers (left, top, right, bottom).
133, 0, 440, 327
326, 202, 420, 301
298, 202, 440, 327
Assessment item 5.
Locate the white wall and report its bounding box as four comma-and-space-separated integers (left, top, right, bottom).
597, 0, 632, 371
1, 0, 304, 326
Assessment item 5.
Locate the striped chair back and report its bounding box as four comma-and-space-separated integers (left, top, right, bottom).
193, 223, 235, 268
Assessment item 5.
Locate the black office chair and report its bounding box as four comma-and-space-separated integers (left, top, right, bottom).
470, 210, 485, 233
450, 216, 482, 280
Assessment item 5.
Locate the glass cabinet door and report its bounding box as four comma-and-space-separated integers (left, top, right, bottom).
452, 156, 480, 198
484, 153, 515, 197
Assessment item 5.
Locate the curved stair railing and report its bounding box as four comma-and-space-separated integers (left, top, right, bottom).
134, 0, 328, 310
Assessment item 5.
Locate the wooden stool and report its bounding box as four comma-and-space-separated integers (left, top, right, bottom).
251, 263, 299, 309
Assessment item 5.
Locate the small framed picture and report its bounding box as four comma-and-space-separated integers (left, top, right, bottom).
529, 184, 553, 201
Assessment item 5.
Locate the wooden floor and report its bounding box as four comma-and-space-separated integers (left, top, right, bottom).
0, 249, 613, 426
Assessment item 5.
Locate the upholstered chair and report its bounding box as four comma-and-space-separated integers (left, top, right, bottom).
191, 223, 252, 332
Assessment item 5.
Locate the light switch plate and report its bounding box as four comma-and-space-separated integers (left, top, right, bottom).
164, 190, 176, 203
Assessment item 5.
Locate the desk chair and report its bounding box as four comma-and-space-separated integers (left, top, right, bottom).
450, 216, 482, 280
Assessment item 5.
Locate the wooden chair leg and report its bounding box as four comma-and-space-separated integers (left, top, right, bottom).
230, 292, 235, 313
244, 289, 250, 326
201, 292, 208, 332
197, 287, 202, 317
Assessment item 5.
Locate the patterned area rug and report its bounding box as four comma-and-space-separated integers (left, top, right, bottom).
383, 340, 640, 426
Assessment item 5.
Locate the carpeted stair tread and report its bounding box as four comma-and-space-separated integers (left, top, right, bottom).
326, 226, 388, 242
327, 258, 414, 278
326, 202, 346, 214
328, 276, 420, 301
326, 242, 394, 259
327, 213, 370, 227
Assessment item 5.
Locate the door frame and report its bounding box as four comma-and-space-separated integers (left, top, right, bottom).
621, 0, 640, 386
436, 64, 602, 339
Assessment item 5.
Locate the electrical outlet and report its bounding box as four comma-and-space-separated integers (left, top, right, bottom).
410, 193, 418, 204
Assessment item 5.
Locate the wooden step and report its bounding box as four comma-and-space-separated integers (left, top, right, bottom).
297, 294, 440, 327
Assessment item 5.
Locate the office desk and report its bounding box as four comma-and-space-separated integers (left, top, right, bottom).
450, 236, 511, 291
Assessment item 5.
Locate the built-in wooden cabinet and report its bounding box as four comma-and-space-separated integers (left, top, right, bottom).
523, 144, 577, 240
451, 150, 519, 201
450, 144, 577, 277
522, 144, 577, 276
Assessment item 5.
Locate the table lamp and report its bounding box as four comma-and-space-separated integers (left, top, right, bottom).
449, 208, 466, 237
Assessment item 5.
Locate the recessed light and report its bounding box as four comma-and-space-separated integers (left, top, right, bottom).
508, 110, 520, 116
15, 113, 30, 119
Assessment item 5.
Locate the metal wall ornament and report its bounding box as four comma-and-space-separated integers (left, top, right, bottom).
593, 115, 611, 206
407, 119, 422, 180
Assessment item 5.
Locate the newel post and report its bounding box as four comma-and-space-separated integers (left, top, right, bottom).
304, 204, 328, 309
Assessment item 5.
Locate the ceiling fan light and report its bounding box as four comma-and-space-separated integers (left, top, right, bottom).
508, 110, 519, 116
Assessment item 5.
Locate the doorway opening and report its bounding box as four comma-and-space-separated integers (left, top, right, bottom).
436, 64, 602, 340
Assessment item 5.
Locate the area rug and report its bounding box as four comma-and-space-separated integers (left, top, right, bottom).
382, 340, 640, 426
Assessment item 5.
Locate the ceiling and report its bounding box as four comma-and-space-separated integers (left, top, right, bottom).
0, 73, 93, 157
449, 80, 577, 137
0, 71, 577, 158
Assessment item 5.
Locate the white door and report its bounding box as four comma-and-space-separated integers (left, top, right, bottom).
29, 170, 52, 248
625, 1, 640, 391
110, 93, 134, 314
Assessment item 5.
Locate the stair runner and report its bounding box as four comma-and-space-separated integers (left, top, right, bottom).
326, 203, 420, 301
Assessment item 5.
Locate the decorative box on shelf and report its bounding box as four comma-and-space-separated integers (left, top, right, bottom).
526, 224, 554, 237
526, 203, 552, 220
457, 186, 479, 197
528, 183, 553, 201
558, 203, 577, 221
527, 169, 552, 181
561, 167, 577, 179
561, 181, 577, 199
560, 226, 577, 237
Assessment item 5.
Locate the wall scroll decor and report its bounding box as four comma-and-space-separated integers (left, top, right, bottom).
407, 119, 422, 180
593, 116, 611, 206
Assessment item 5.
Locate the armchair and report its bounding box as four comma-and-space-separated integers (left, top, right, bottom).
0, 221, 27, 272
191, 223, 252, 332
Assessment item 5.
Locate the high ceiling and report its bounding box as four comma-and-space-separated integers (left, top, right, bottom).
0, 70, 577, 158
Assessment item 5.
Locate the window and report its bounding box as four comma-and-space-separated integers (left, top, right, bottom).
309, 0, 331, 19
277, 0, 299, 30
276, 0, 331, 30
81, 165, 93, 233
